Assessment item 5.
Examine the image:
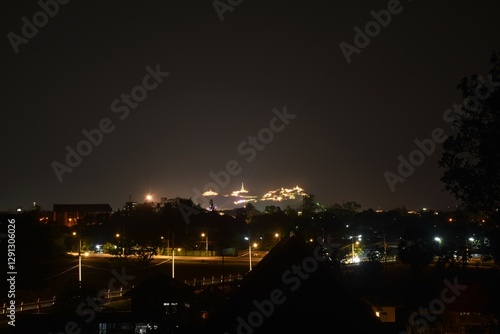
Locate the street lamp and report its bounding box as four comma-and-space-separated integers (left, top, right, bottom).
73, 231, 82, 289
170, 232, 175, 278
244, 236, 252, 271
116, 233, 124, 255
201, 233, 208, 256
172, 248, 175, 278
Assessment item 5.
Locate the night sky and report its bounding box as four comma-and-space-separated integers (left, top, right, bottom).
2, 0, 499, 212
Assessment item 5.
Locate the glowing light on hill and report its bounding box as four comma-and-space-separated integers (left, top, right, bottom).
231, 183, 249, 197
261, 185, 306, 202
202, 189, 218, 196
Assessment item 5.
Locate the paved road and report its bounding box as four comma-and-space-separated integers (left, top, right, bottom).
68, 251, 266, 263
2, 252, 262, 307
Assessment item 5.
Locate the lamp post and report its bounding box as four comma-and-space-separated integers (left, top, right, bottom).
172, 248, 175, 278
171, 232, 175, 278
116, 233, 125, 256
201, 233, 208, 256
73, 231, 82, 289
244, 237, 252, 271
249, 242, 252, 271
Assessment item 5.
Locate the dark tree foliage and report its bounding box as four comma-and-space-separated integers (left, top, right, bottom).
327, 201, 362, 223
398, 232, 435, 277
439, 50, 500, 216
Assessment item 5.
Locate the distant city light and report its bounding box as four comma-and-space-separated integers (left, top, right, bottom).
352, 256, 360, 263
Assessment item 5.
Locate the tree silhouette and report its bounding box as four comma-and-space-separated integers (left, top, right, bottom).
438, 50, 500, 216
398, 231, 435, 277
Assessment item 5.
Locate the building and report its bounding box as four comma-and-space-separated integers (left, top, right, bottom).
52, 203, 113, 226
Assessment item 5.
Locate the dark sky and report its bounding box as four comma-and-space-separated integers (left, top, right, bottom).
1, 0, 499, 212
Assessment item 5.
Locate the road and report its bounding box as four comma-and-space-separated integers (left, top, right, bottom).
2, 252, 262, 307
5, 251, 497, 311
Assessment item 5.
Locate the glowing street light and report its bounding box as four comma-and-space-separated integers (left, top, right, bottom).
116, 233, 124, 255
73, 231, 82, 289
201, 233, 208, 256
244, 236, 252, 271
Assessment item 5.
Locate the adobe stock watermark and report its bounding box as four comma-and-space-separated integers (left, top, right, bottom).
224, 239, 332, 334
400, 277, 467, 334
339, 0, 408, 64
51, 64, 169, 183
178, 105, 296, 224
384, 73, 500, 192
49, 267, 135, 334
7, 0, 71, 54
6, 219, 16, 327
213, 0, 242, 22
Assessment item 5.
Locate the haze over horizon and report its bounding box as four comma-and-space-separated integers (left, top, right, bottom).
11, 180, 458, 213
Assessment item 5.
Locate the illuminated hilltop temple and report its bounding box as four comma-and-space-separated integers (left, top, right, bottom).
261, 185, 306, 202
201, 183, 307, 211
